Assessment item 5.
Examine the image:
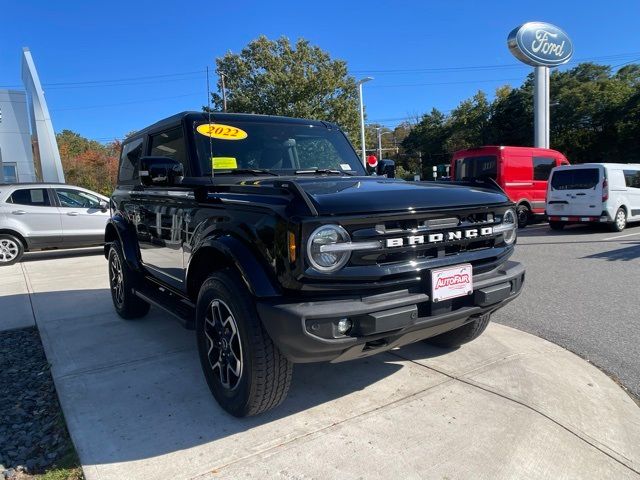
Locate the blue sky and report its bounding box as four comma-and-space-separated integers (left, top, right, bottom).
1, 0, 639, 142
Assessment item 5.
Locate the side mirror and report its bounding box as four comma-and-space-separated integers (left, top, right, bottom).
139, 156, 184, 187
377, 159, 395, 178
99, 200, 109, 212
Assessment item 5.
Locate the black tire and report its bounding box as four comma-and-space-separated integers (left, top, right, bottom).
108, 241, 150, 319
549, 221, 565, 231
425, 313, 491, 348
610, 208, 627, 232
0, 234, 24, 266
516, 204, 531, 229
196, 269, 292, 417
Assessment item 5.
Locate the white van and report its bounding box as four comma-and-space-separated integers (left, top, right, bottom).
546, 163, 640, 231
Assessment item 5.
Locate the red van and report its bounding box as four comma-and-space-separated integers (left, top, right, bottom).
451, 146, 570, 227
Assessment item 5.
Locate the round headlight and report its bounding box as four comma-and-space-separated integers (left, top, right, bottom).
307, 225, 351, 273
502, 208, 517, 245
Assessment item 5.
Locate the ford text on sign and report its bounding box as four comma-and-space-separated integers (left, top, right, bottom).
507, 22, 573, 67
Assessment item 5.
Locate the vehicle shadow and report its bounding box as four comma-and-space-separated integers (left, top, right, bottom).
1, 288, 454, 471
518, 223, 612, 238
581, 242, 640, 261
22, 246, 104, 263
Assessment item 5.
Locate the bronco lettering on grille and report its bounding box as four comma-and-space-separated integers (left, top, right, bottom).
385, 227, 493, 248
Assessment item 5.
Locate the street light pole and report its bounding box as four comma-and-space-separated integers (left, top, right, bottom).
376, 127, 382, 161
357, 77, 373, 165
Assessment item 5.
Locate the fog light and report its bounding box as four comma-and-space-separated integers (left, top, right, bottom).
337, 318, 352, 335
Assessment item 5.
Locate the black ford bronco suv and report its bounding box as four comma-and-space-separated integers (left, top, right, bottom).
105, 111, 525, 417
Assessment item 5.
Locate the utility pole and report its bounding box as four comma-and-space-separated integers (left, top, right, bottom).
376, 127, 382, 161
220, 72, 228, 113
356, 77, 373, 165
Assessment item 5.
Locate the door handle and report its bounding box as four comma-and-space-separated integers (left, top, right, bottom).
575, 193, 586, 196
67, 212, 79, 216
11, 210, 26, 215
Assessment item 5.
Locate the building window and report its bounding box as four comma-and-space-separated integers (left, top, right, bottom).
2, 164, 18, 183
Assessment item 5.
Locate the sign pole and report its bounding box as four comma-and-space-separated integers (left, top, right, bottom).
508, 22, 572, 151
534, 65, 550, 148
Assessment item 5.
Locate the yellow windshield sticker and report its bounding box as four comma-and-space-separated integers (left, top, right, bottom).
211, 157, 238, 169
197, 123, 248, 140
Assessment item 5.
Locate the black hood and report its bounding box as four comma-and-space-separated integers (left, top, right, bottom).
290, 177, 509, 216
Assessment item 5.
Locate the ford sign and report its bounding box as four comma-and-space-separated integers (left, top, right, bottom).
508, 22, 573, 67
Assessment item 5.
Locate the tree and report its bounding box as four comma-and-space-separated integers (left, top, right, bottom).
208, 36, 360, 141
57, 131, 119, 195
400, 61, 640, 165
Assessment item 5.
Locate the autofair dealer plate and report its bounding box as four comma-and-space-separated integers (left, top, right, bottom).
431, 263, 473, 302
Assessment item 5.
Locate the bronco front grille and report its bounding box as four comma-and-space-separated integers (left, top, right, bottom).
346, 211, 499, 267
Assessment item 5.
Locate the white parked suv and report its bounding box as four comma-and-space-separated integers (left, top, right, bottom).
0, 183, 110, 265
546, 163, 640, 231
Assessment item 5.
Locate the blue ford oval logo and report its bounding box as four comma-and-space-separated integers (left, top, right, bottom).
508, 22, 573, 67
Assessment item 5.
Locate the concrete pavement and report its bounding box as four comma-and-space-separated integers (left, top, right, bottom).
1, 251, 639, 480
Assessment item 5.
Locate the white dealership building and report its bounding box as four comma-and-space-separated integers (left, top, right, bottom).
0, 48, 64, 184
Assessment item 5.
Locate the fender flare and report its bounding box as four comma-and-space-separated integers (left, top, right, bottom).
186, 235, 280, 299
104, 214, 142, 271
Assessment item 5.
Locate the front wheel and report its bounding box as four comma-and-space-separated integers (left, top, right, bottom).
108, 242, 150, 319
610, 208, 627, 232
0, 234, 24, 266
424, 313, 491, 348
196, 269, 292, 417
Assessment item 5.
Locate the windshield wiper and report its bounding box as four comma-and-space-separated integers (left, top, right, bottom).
294, 168, 353, 176
213, 169, 278, 176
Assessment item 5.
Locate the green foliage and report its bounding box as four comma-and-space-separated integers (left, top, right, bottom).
208, 36, 360, 142
402, 62, 640, 164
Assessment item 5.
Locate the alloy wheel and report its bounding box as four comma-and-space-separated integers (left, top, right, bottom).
0, 239, 19, 263
204, 299, 243, 390
109, 253, 124, 307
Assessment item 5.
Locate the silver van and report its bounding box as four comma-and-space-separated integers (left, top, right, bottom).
546, 163, 640, 231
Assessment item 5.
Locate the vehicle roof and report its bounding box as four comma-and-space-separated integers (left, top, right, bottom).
453, 145, 564, 155
553, 163, 640, 169
0, 182, 68, 187
128, 111, 335, 141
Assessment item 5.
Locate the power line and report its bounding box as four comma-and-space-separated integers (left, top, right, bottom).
370, 77, 523, 88
2, 50, 639, 90
349, 51, 640, 76
51, 91, 202, 112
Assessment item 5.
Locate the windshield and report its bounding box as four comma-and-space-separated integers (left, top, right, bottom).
454, 155, 497, 181
550, 168, 600, 190
193, 121, 365, 176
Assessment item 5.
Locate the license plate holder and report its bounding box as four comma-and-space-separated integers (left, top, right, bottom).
431, 263, 473, 302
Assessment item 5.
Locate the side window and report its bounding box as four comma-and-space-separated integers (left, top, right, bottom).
9, 188, 51, 206
533, 157, 556, 181
56, 189, 101, 209
149, 127, 188, 173
119, 138, 144, 183
623, 170, 640, 189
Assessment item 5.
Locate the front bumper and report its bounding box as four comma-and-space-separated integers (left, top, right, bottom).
257, 260, 525, 363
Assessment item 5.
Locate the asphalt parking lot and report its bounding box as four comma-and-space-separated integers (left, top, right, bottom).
494, 221, 640, 399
